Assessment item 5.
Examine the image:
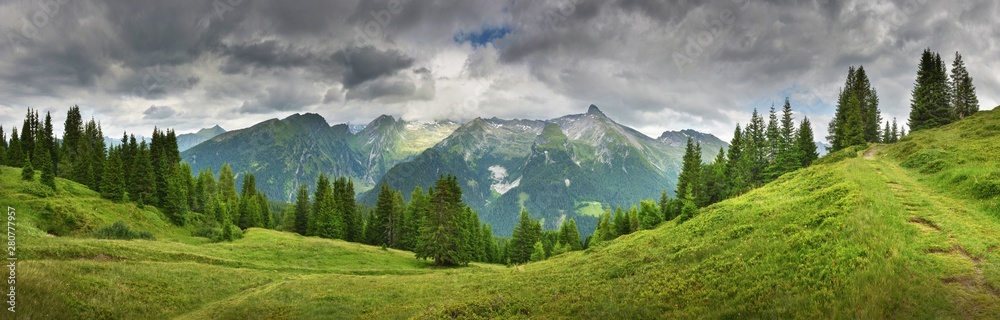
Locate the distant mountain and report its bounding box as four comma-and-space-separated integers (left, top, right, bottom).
180, 113, 459, 201
177, 125, 225, 152
657, 129, 729, 161
815, 141, 831, 157
363, 105, 728, 236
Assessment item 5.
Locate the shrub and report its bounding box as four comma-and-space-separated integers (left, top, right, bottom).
95, 221, 155, 240
814, 144, 865, 166
972, 179, 1000, 200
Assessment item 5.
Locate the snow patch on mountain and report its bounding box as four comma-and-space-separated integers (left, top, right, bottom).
489, 165, 521, 195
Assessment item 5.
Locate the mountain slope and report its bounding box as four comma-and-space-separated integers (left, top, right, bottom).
367, 105, 727, 235
177, 125, 225, 152
180, 114, 459, 201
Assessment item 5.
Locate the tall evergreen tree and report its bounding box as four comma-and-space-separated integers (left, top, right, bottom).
100, 146, 126, 201
133, 141, 156, 206
745, 109, 767, 186
726, 125, 748, 195
415, 175, 469, 266
7, 128, 23, 168
37, 112, 56, 189
676, 137, 702, 199
890, 118, 899, 143
508, 209, 542, 264
237, 173, 262, 229
559, 218, 583, 251
374, 183, 400, 246
795, 117, 819, 167
853, 66, 882, 143
909, 49, 954, 131
293, 184, 311, 236
0, 125, 6, 166
774, 98, 800, 174
399, 187, 430, 250
310, 174, 337, 238
481, 224, 499, 263
950, 52, 979, 119
60, 106, 84, 179
334, 177, 361, 242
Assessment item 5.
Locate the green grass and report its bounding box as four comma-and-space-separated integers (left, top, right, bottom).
574, 201, 605, 217
7, 111, 1000, 318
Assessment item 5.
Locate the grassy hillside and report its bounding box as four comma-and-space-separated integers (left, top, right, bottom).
8, 110, 1000, 318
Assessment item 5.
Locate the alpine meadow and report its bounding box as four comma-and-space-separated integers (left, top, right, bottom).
2, 1, 999, 319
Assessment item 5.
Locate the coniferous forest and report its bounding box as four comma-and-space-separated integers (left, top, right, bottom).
2, 2, 998, 316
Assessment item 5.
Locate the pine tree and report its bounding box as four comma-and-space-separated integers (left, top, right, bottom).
400, 187, 429, 250
133, 141, 156, 206
0, 125, 6, 166
7, 128, 23, 168
481, 224, 499, 263
335, 178, 361, 242
293, 185, 311, 236
310, 174, 336, 238
163, 165, 189, 225
613, 206, 630, 235
639, 200, 661, 230
950, 52, 979, 119
508, 209, 542, 264
909, 49, 954, 131
853, 66, 882, 143
890, 118, 899, 143
374, 183, 399, 246
237, 173, 259, 229
774, 98, 799, 174
726, 125, 748, 195
559, 218, 582, 251
795, 117, 819, 167
829, 66, 872, 151
765, 104, 781, 166
100, 147, 126, 201
415, 175, 469, 266
60, 106, 84, 179
38, 112, 56, 190
881, 121, 891, 143
529, 241, 546, 262
676, 137, 702, 199
21, 156, 34, 181
745, 110, 767, 186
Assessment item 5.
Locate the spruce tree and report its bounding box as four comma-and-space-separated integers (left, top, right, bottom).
310, 174, 336, 238
134, 141, 156, 206
7, 128, 23, 168
400, 187, 429, 250
334, 177, 360, 242
415, 175, 468, 266
882, 121, 892, 143
950, 52, 979, 119
529, 241, 546, 262
0, 125, 6, 166
639, 200, 661, 230
374, 183, 399, 246
100, 147, 126, 201
676, 137, 702, 199
481, 224, 499, 263
293, 185, 311, 236
745, 110, 767, 186
21, 156, 33, 181
38, 112, 56, 189
775, 98, 799, 174
795, 117, 819, 167
890, 118, 899, 143
725, 125, 747, 195
508, 209, 542, 264
765, 105, 781, 165
613, 206, 630, 235
60, 106, 84, 179
559, 218, 582, 251
909, 49, 954, 131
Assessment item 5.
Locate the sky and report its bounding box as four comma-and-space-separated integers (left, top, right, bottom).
1, 0, 998, 143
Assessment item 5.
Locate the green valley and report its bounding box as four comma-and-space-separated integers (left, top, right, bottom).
7, 109, 999, 319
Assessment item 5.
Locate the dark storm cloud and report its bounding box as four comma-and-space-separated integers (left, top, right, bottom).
332, 46, 415, 88
238, 84, 322, 114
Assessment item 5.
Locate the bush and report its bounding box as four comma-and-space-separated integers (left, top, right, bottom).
972, 179, 1000, 200
95, 221, 155, 240
901, 149, 948, 169
192, 225, 222, 240
814, 144, 865, 165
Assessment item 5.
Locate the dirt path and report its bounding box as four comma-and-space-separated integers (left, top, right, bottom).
863, 145, 882, 159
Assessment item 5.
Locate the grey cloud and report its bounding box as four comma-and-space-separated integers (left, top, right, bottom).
239, 85, 322, 114
143, 105, 179, 119
332, 45, 414, 88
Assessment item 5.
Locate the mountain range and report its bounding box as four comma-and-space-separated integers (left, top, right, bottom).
181, 105, 727, 236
